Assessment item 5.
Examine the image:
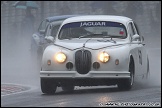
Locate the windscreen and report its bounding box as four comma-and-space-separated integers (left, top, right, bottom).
58, 21, 127, 39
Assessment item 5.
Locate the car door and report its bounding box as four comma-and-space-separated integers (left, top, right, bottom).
128, 21, 141, 76
133, 22, 148, 76
128, 21, 144, 77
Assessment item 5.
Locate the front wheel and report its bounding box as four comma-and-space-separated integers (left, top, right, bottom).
117, 59, 134, 90
41, 79, 57, 94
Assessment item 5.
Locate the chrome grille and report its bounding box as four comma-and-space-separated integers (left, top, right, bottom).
75, 50, 91, 74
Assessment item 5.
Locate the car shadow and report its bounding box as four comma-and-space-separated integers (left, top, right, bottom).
41, 86, 124, 96
41, 81, 161, 96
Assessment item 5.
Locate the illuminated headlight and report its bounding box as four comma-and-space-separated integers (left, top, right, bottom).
55, 52, 66, 63
99, 52, 110, 63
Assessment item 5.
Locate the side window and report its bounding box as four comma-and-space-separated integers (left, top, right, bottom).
133, 22, 141, 41
51, 25, 61, 38
44, 24, 50, 36
128, 22, 135, 37
38, 20, 48, 31
128, 23, 133, 36
133, 22, 140, 35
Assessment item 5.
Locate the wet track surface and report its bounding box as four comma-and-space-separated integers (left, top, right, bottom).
1, 84, 161, 107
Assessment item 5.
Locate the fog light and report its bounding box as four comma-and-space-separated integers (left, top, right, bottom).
47, 60, 51, 65
115, 59, 119, 65
66, 62, 73, 70
93, 62, 100, 69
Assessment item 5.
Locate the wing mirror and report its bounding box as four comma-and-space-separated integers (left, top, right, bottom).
45, 36, 54, 43
132, 34, 140, 41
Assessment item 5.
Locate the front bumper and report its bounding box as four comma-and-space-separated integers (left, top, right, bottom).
40, 71, 130, 78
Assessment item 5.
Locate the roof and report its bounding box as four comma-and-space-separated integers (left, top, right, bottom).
62, 15, 132, 25
45, 15, 78, 22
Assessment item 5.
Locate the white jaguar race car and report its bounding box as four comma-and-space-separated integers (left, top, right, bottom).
40, 15, 149, 94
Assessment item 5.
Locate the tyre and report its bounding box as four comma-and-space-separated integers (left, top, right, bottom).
146, 56, 150, 79
41, 78, 57, 94
118, 58, 134, 90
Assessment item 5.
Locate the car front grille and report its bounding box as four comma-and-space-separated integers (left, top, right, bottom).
75, 50, 91, 74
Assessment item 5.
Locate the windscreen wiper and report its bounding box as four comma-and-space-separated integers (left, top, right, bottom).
79, 33, 116, 44
97, 36, 116, 44
81, 33, 103, 47
79, 33, 103, 39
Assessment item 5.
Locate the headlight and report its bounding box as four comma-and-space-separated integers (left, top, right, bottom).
99, 52, 110, 63
55, 52, 66, 63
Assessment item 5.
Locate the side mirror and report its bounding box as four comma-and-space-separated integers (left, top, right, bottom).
45, 36, 54, 43
39, 30, 45, 35
132, 34, 140, 41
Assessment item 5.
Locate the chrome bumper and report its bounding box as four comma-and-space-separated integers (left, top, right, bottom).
40, 71, 130, 78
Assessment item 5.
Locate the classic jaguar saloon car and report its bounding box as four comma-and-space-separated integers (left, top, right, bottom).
40, 15, 149, 94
